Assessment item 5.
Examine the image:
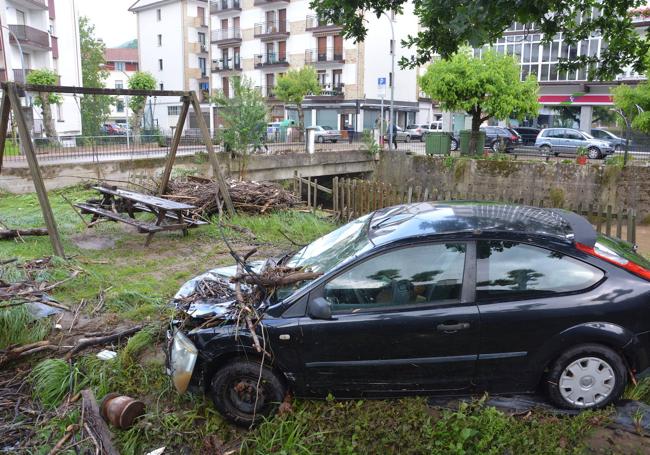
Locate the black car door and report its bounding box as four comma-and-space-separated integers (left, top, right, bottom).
474, 240, 606, 392
296, 241, 480, 395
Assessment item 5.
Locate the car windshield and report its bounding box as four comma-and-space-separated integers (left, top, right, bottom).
582, 131, 595, 139
322, 126, 333, 130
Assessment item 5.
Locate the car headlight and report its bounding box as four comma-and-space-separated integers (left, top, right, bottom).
170, 329, 198, 394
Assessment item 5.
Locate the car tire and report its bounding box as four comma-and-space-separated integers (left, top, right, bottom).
451, 138, 459, 151
540, 145, 552, 156
210, 359, 286, 427
332, 139, 337, 143
491, 141, 500, 153
405, 135, 411, 143
615, 144, 623, 152
317, 136, 324, 144
587, 147, 601, 159
545, 343, 626, 411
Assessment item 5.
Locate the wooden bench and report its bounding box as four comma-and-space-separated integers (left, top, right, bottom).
75, 203, 164, 233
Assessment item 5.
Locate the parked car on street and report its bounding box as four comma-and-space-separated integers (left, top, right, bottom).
481, 126, 521, 152
591, 129, 627, 151
101, 123, 123, 135
383, 126, 412, 143
310, 125, 341, 143
535, 128, 615, 159
167, 202, 650, 426
406, 124, 434, 141
513, 127, 541, 146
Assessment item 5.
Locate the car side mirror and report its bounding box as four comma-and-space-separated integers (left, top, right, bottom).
308, 297, 332, 320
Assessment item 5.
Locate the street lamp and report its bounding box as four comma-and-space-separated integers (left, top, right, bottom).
382, 13, 395, 150
0, 24, 26, 83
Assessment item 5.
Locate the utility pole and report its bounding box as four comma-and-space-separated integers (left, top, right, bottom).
382, 13, 395, 150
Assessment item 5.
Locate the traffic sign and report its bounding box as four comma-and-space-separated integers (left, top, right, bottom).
378, 77, 386, 97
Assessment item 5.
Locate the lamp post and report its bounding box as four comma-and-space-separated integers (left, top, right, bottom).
120, 70, 131, 150
382, 13, 395, 150
610, 104, 643, 166
1, 25, 26, 83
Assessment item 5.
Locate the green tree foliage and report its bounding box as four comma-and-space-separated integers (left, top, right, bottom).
274, 67, 321, 134
127, 72, 156, 144
419, 50, 539, 151
212, 76, 268, 180
309, 0, 650, 80
79, 16, 113, 137
612, 77, 650, 132
25, 69, 61, 140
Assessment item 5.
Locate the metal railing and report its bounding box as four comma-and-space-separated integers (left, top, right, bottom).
8, 24, 50, 49
305, 48, 344, 64
253, 20, 289, 37
313, 83, 344, 96
305, 15, 340, 30
212, 57, 241, 72
210, 0, 241, 13
211, 28, 241, 42
254, 53, 288, 67
255, 85, 276, 98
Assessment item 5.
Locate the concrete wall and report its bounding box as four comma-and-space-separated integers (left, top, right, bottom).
375, 152, 650, 220
0, 150, 375, 193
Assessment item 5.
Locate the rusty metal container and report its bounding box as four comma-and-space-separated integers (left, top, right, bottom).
100, 393, 145, 429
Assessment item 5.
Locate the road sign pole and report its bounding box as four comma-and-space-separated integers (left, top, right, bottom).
380, 96, 384, 148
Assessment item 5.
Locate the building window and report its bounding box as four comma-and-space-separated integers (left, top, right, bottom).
158, 59, 163, 70
160, 83, 164, 90
198, 32, 206, 45
199, 57, 207, 77
115, 80, 123, 89
168, 106, 181, 115
157, 9, 161, 21
116, 100, 124, 113
116, 61, 125, 72
157, 34, 162, 46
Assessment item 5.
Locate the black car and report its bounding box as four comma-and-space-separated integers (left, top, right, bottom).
167, 203, 650, 426
481, 126, 521, 152
514, 127, 541, 146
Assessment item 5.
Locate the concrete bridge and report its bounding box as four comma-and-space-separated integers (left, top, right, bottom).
0, 149, 376, 194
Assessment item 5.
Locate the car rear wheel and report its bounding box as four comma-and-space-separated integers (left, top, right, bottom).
451, 138, 459, 151
540, 145, 552, 156
587, 147, 601, 159
405, 135, 411, 143
317, 136, 324, 143
491, 140, 500, 153
545, 344, 626, 410
210, 359, 286, 427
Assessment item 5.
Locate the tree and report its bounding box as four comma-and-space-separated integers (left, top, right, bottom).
309, 0, 650, 80
25, 69, 61, 141
79, 16, 113, 137
127, 72, 156, 145
419, 50, 539, 152
212, 76, 268, 180
612, 78, 650, 132
274, 67, 321, 136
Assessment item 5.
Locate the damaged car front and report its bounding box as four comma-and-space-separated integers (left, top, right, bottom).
165, 214, 374, 425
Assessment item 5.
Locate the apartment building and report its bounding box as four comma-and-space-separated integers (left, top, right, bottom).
130, 0, 211, 131
210, 0, 424, 132
0, 0, 82, 137
104, 47, 139, 126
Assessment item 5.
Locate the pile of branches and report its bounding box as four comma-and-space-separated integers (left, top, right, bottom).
166, 176, 301, 216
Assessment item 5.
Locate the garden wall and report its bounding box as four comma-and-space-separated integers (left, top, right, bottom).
375, 152, 650, 222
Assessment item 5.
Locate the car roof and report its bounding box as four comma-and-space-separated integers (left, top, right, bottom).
367, 202, 596, 247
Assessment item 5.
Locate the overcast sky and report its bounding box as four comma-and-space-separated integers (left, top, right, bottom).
77, 0, 137, 48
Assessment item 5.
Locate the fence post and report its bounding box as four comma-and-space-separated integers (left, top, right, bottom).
333, 177, 339, 214
631, 210, 636, 244
293, 170, 298, 197
605, 205, 612, 237
627, 209, 635, 244
313, 178, 318, 211
346, 178, 352, 220
307, 176, 311, 208
596, 205, 603, 234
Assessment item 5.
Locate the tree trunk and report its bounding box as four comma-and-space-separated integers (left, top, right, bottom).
297, 104, 305, 141
131, 108, 143, 146
39, 93, 58, 141
469, 110, 482, 155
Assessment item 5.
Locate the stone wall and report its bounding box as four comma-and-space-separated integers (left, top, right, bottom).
375, 152, 650, 221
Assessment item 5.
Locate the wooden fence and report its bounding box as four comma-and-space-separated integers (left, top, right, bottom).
293, 173, 638, 244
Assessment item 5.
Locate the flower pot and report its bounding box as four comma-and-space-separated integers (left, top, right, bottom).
576, 155, 587, 165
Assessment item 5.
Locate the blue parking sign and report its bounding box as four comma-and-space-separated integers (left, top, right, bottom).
378, 77, 386, 86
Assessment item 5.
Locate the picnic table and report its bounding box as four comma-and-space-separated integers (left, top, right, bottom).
75, 185, 207, 246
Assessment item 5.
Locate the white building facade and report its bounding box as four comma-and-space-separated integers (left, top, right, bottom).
130, 0, 211, 132
210, 0, 426, 132
0, 0, 82, 137
104, 47, 139, 126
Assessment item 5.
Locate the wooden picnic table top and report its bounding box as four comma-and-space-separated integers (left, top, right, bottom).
93, 186, 196, 211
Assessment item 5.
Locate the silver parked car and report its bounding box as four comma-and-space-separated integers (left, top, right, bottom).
591, 128, 627, 152
535, 128, 615, 159
406, 124, 434, 141
310, 125, 341, 143
383, 126, 412, 143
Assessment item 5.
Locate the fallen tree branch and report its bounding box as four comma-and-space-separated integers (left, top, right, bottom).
47, 424, 79, 455
81, 389, 119, 455
0, 228, 48, 240
231, 271, 322, 287
65, 326, 143, 360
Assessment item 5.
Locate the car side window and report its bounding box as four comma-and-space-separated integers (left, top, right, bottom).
323, 243, 466, 312
476, 241, 604, 301
592, 130, 603, 138
565, 131, 582, 140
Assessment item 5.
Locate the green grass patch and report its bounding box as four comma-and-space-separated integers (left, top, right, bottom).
29, 359, 85, 409
0, 305, 51, 349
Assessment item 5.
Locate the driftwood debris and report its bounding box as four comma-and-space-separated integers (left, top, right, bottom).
0, 228, 49, 240
81, 389, 119, 455
64, 326, 143, 360
166, 177, 301, 216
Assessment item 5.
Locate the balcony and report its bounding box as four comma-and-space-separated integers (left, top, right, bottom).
212, 58, 242, 72
8, 24, 51, 51
191, 16, 208, 29
253, 0, 289, 6
210, 0, 241, 14
11, 0, 48, 11
254, 53, 289, 68
305, 48, 345, 65
189, 42, 209, 54
305, 15, 342, 33
317, 83, 344, 97
255, 85, 276, 98
211, 28, 242, 46
254, 21, 290, 40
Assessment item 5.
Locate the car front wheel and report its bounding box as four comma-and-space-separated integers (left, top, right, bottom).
210, 359, 286, 427
451, 138, 459, 151
405, 135, 411, 143
545, 343, 626, 410
587, 147, 601, 159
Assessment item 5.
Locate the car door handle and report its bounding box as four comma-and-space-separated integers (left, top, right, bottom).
436, 322, 470, 332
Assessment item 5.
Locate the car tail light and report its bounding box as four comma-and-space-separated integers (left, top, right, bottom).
510, 135, 518, 141
576, 242, 650, 280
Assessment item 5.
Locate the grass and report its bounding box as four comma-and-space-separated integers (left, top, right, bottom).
0, 305, 51, 349
29, 359, 82, 409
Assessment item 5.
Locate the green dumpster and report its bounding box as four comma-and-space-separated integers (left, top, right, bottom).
459, 130, 486, 155
425, 132, 451, 155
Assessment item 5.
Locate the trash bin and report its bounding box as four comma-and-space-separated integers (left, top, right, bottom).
425, 132, 451, 155
459, 130, 486, 155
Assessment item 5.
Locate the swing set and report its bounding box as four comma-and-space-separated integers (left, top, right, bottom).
0, 81, 234, 257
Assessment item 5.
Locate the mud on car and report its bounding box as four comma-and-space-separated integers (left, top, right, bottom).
166, 203, 650, 426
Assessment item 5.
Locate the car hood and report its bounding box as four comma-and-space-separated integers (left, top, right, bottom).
173, 261, 266, 319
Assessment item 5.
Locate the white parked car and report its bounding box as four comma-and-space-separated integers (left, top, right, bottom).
310, 125, 341, 143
